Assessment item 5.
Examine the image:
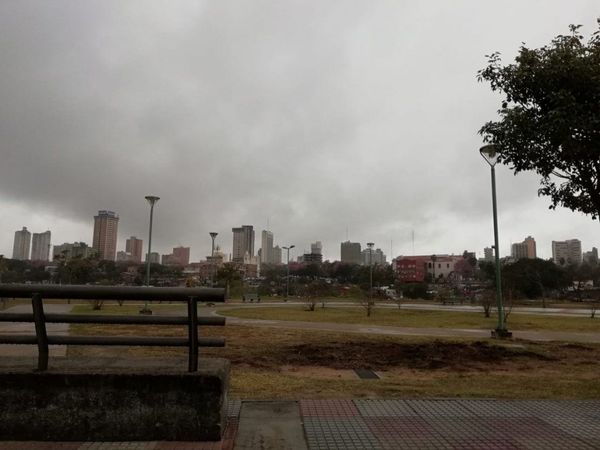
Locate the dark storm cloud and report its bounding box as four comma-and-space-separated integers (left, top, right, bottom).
1, 1, 599, 261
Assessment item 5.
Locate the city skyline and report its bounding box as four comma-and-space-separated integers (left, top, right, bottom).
3, 217, 599, 266
0, 3, 599, 263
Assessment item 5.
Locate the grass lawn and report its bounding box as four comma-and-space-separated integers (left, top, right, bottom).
71, 303, 186, 315
219, 306, 600, 332
66, 305, 600, 400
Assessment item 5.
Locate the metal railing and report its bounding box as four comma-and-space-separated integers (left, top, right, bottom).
0, 284, 226, 372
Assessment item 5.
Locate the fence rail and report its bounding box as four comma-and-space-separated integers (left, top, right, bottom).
0, 284, 226, 372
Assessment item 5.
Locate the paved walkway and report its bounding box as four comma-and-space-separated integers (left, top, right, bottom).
2, 399, 599, 449
223, 315, 600, 343
231, 301, 598, 318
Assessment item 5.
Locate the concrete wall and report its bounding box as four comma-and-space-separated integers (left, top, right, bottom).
0, 358, 229, 441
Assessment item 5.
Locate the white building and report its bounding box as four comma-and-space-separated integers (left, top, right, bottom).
261, 230, 274, 264
31, 231, 52, 261
272, 245, 282, 265
552, 239, 582, 266
12, 227, 31, 260
361, 248, 386, 265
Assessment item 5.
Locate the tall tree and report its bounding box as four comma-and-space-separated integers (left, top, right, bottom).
478, 22, 600, 218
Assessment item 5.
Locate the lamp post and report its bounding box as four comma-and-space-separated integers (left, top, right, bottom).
479, 145, 511, 338
283, 245, 295, 301
367, 242, 374, 307
431, 254, 437, 284
209, 232, 218, 286
141, 195, 159, 315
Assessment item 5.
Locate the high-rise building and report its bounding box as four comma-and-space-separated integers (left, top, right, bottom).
232, 225, 254, 263
340, 241, 361, 264
552, 239, 582, 266
125, 236, 143, 263
12, 227, 31, 260
146, 252, 160, 264
52, 242, 95, 261
583, 247, 598, 264
311, 241, 323, 255
261, 230, 274, 264
483, 247, 494, 262
172, 246, 190, 266
511, 236, 536, 260
361, 248, 386, 265
272, 245, 282, 265
31, 230, 52, 261
92, 210, 119, 261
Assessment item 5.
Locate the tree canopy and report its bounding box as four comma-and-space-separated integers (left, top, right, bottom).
478, 21, 600, 218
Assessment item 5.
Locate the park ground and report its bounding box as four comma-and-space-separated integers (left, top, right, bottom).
61, 301, 600, 400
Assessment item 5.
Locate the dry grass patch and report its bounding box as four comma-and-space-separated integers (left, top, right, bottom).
66, 316, 600, 400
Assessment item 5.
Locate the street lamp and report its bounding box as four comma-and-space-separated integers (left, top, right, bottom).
141, 195, 159, 315
282, 245, 295, 301
480, 145, 511, 338
209, 232, 218, 286
367, 243, 374, 307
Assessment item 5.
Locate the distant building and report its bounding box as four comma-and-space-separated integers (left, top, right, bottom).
31, 231, 52, 261
311, 241, 323, 255
125, 236, 143, 263
232, 225, 254, 263
361, 248, 386, 265
397, 258, 426, 283
552, 239, 582, 266
583, 247, 598, 264
395, 254, 464, 282
272, 245, 282, 265
340, 241, 361, 264
261, 230, 274, 264
52, 242, 95, 261
12, 227, 31, 260
301, 253, 323, 264
92, 210, 119, 261
117, 251, 133, 262
146, 252, 160, 264
483, 247, 494, 262
162, 247, 190, 266
511, 236, 536, 260
172, 246, 190, 266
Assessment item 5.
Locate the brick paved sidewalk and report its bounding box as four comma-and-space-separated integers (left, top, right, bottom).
300, 399, 600, 449
2, 399, 599, 449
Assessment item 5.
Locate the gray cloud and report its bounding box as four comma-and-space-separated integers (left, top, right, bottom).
1, 1, 599, 262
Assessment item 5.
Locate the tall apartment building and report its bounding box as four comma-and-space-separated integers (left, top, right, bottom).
260, 230, 274, 264
52, 242, 95, 261
362, 248, 386, 265
92, 210, 119, 261
552, 239, 582, 266
272, 245, 282, 265
483, 247, 494, 262
12, 227, 31, 260
511, 236, 536, 260
340, 241, 361, 264
125, 236, 143, 263
584, 247, 598, 264
232, 225, 254, 263
311, 241, 323, 255
172, 246, 190, 266
31, 230, 52, 261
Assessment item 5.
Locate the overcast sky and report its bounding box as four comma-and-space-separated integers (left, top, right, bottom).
1, 1, 599, 263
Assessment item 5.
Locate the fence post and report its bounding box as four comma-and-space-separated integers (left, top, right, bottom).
31, 293, 49, 371
187, 297, 198, 372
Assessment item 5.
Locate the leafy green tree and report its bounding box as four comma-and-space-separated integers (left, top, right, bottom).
478, 22, 600, 218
